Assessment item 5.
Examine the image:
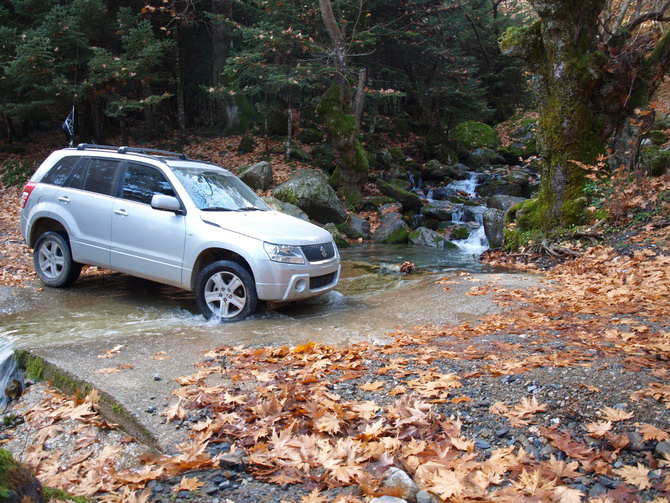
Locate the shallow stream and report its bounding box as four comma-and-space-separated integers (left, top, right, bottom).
0, 244, 501, 350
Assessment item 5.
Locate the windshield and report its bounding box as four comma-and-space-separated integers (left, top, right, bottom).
172, 166, 269, 211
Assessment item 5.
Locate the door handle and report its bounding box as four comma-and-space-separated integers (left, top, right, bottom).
114, 209, 129, 217
57, 196, 70, 203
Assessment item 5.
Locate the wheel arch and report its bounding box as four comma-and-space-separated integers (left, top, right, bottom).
190, 248, 255, 291
29, 217, 68, 248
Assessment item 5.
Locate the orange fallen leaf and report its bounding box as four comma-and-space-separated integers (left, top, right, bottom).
174, 476, 205, 492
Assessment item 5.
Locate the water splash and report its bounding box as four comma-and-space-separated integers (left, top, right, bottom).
0, 338, 23, 413
446, 172, 480, 198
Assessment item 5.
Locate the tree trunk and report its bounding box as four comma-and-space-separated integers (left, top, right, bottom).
531, 0, 606, 228
318, 0, 369, 207
175, 36, 187, 132
319, 0, 349, 93
503, 0, 670, 234
211, 0, 232, 127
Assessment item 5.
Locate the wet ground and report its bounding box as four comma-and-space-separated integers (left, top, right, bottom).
1, 244, 501, 349
0, 244, 541, 451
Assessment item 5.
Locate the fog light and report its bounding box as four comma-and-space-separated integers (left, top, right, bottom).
295, 279, 307, 292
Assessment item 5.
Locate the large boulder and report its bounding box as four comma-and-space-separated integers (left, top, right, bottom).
420, 159, 461, 182
373, 213, 410, 244
451, 120, 500, 150
422, 200, 454, 221
409, 227, 455, 248
484, 208, 505, 249
323, 223, 349, 248
467, 148, 506, 168
376, 179, 423, 213
487, 194, 527, 212
342, 214, 371, 240
478, 178, 523, 198
261, 196, 310, 221
238, 161, 273, 191
273, 169, 347, 224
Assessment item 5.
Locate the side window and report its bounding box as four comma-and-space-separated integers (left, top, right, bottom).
122, 163, 176, 205
82, 159, 121, 196
41, 157, 80, 186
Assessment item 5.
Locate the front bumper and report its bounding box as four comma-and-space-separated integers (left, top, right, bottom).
255, 259, 340, 302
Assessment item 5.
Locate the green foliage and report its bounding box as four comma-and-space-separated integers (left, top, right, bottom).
238, 136, 256, 153
640, 145, 670, 177
1, 160, 34, 187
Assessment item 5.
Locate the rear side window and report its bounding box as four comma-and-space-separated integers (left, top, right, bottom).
41, 156, 80, 186
122, 163, 176, 205
82, 159, 121, 195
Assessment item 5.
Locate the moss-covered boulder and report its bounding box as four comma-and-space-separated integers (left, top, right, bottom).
363, 195, 396, 211
287, 141, 313, 163
640, 145, 670, 176
297, 128, 324, 144
323, 223, 349, 248
649, 130, 668, 145
342, 214, 371, 240
373, 213, 410, 244
421, 201, 454, 222
261, 196, 310, 221
420, 159, 461, 182
267, 109, 289, 135
451, 121, 501, 150
487, 194, 527, 212
0, 449, 45, 503
409, 227, 452, 248
272, 169, 347, 224
238, 161, 273, 191
450, 225, 470, 240
483, 208, 506, 248
467, 148, 506, 168
375, 179, 423, 213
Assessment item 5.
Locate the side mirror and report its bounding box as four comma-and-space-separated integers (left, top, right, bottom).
151, 194, 183, 214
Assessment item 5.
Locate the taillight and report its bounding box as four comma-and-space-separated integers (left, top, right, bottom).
21, 182, 37, 209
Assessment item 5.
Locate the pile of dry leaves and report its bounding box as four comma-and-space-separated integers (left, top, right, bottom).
2, 242, 668, 503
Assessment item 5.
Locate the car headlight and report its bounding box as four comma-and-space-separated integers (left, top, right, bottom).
264, 242, 305, 264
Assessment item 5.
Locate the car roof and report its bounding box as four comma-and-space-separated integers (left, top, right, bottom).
59, 144, 220, 169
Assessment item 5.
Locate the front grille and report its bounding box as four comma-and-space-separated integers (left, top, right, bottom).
310, 272, 336, 290
301, 242, 335, 263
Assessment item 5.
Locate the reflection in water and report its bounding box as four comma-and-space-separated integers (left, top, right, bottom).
1, 244, 502, 350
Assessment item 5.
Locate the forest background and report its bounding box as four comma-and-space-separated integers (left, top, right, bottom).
1, 0, 670, 244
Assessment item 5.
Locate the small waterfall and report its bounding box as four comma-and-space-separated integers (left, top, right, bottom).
446, 172, 479, 198
0, 339, 23, 413
452, 209, 489, 255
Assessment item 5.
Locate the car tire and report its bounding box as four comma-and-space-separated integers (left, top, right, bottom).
33, 231, 82, 287
195, 260, 258, 322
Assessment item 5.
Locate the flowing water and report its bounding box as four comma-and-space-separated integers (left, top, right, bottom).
446, 173, 490, 255
0, 244, 499, 350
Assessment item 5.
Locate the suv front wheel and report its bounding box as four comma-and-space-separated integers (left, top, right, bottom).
34, 231, 82, 287
195, 260, 258, 322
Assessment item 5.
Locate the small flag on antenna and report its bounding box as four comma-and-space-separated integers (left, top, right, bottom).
62, 107, 75, 146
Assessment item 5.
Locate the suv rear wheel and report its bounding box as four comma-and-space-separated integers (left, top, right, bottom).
195, 260, 257, 322
34, 231, 82, 287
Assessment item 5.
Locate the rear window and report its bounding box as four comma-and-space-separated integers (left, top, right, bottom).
82, 159, 121, 196
41, 156, 80, 186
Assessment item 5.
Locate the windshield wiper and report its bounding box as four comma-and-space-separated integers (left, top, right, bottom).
201, 207, 234, 211
235, 207, 265, 211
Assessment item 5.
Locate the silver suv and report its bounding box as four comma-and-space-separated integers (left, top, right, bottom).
19, 144, 340, 321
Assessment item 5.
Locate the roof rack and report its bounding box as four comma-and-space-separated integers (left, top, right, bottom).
76, 143, 189, 160
117, 146, 189, 160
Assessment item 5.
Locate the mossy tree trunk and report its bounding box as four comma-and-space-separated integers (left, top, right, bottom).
501, 0, 670, 232
317, 86, 369, 209
319, 0, 369, 208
